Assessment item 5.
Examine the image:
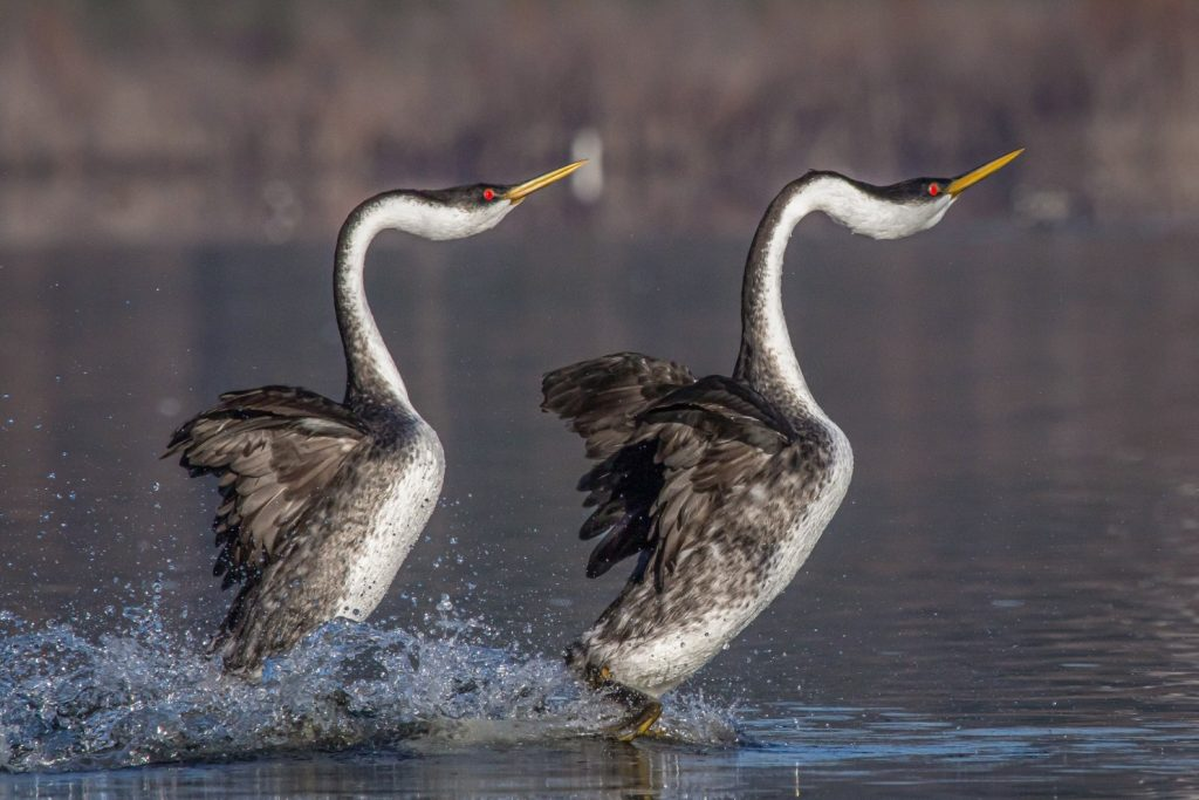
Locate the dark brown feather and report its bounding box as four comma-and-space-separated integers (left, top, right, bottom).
545, 359, 819, 589
541, 352, 696, 460
164, 385, 367, 588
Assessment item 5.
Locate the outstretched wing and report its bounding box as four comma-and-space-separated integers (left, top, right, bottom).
541, 352, 696, 460
545, 358, 821, 590
578, 375, 805, 588
165, 385, 367, 588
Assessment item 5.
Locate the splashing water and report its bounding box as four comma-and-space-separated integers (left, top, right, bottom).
0, 604, 738, 773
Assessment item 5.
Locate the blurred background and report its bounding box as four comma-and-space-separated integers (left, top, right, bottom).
2, 0, 1197, 248
1, 0, 1197, 718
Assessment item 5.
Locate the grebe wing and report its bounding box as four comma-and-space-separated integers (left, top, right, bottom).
542, 352, 695, 461
165, 385, 367, 588
576, 375, 799, 589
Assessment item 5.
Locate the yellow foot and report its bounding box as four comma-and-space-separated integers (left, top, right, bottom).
608, 700, 663, 742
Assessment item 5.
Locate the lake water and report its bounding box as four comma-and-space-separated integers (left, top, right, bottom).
1, 225, 1197, 796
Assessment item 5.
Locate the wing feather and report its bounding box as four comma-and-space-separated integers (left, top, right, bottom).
542, 352, 696, 460
165, 385, 367, 588
550, 370, 823, 590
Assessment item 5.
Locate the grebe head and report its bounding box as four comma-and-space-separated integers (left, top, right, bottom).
370, 160, 587, 242
809, 148, 1024, 241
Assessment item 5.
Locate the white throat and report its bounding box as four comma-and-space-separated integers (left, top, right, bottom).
817, 177, 955, 240
360, 194, 515, 242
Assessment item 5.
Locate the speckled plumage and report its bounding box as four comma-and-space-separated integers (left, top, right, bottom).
542, 171, 976, 699
167, 389, 443, 674
163, 171, 574, 675
545, 356, 852, 697
546, 151, 1020, 708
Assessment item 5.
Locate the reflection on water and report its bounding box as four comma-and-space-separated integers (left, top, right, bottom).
1, 228, 1198, 794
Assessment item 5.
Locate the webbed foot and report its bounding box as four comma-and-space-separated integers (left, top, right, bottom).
585, 666, 664, 742
607, 699, 663, 742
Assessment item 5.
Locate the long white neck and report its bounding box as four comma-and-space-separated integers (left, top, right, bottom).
733, 179, 819, 419
334, 195, 417, 413
332, 190, 516, 414
734, 174, 931, 419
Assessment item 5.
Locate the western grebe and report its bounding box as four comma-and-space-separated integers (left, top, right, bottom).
543, 150, 1022, 738
168, 161, 585, 674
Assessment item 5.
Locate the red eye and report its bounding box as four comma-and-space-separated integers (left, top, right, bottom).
928, 183, 940, 197
483, 188, 496, 202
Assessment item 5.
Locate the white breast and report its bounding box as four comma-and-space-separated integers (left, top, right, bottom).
761, 422, 854, 606
335, 429, 446, 620
608, 423, 855, 697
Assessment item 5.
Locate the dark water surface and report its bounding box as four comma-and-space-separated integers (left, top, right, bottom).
1, 227, 1197, 796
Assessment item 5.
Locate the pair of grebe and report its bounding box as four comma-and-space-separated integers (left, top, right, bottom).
168, 150, 1022, 738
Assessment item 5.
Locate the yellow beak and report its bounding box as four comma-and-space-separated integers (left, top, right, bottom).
503, 160, 588, 202
945, 149, 1024, 197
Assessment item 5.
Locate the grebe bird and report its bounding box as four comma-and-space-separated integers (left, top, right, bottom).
543, 150, 1022, 739
167, 161, 584, 675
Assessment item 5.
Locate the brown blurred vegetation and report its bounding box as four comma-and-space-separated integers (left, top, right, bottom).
0, 0, 1196, 246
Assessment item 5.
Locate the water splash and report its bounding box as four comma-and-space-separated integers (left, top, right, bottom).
0, 606, 738, 773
